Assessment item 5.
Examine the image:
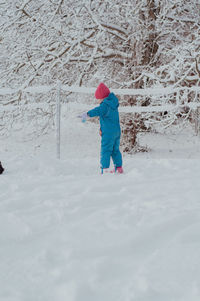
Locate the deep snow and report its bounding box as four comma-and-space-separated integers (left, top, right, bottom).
1, 109, 200, 301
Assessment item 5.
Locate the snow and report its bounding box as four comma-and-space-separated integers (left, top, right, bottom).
1, 110, 200, 301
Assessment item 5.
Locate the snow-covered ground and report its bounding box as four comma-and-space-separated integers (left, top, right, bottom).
1, 110, 200, 301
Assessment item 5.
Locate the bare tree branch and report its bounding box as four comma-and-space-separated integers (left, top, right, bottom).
195, 56, 200, 78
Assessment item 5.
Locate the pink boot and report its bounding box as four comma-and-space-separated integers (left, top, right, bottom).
110, 166, 124, 174
116, 166, 123, 173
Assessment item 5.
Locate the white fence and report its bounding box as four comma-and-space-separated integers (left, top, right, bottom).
1, 83, 200, 112
1, 83, 200, 158
0, 83, 199, 96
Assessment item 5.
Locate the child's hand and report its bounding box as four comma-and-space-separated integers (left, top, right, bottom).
99, 129, 102, 136
82, 112, 88, 123
78, 112, 88, 123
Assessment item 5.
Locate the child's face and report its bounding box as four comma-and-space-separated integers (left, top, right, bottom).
98, 98, 103, 104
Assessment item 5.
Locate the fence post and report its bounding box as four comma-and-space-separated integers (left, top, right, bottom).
56, 80, 61, 159
194, 107, 200, 136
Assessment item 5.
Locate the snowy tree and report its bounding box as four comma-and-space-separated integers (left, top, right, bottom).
0, 0, 199, 145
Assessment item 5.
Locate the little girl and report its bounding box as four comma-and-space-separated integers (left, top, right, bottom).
82, 83, 123, 174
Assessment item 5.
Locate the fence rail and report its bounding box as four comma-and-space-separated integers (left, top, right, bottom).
1, 84, 200, 113
0, 84, 200, 96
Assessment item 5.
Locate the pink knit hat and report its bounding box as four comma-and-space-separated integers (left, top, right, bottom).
95, 83, 110, 99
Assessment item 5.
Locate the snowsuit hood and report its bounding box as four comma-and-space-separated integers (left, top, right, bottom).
103, 92, 119, 110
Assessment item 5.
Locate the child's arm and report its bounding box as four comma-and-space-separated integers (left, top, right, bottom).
87, 102, 108, 118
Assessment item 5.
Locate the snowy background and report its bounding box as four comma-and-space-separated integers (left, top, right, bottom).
1, 107, 200, 301
1, 0, 200, 300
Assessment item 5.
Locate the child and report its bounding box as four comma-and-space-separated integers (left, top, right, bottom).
82, 83, 123, 174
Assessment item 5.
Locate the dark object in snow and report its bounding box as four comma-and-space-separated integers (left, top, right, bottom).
0, 161, 4, 174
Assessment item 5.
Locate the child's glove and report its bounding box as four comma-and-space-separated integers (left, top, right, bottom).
81, 112, 88, 123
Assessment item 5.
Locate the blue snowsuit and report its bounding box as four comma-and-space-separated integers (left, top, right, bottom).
87, 93, 122, 169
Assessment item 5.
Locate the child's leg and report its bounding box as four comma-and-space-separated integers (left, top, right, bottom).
100, 135, 114, 169
111, 135, 122, 168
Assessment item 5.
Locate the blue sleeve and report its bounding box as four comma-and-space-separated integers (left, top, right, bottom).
87, 103, 108, 117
